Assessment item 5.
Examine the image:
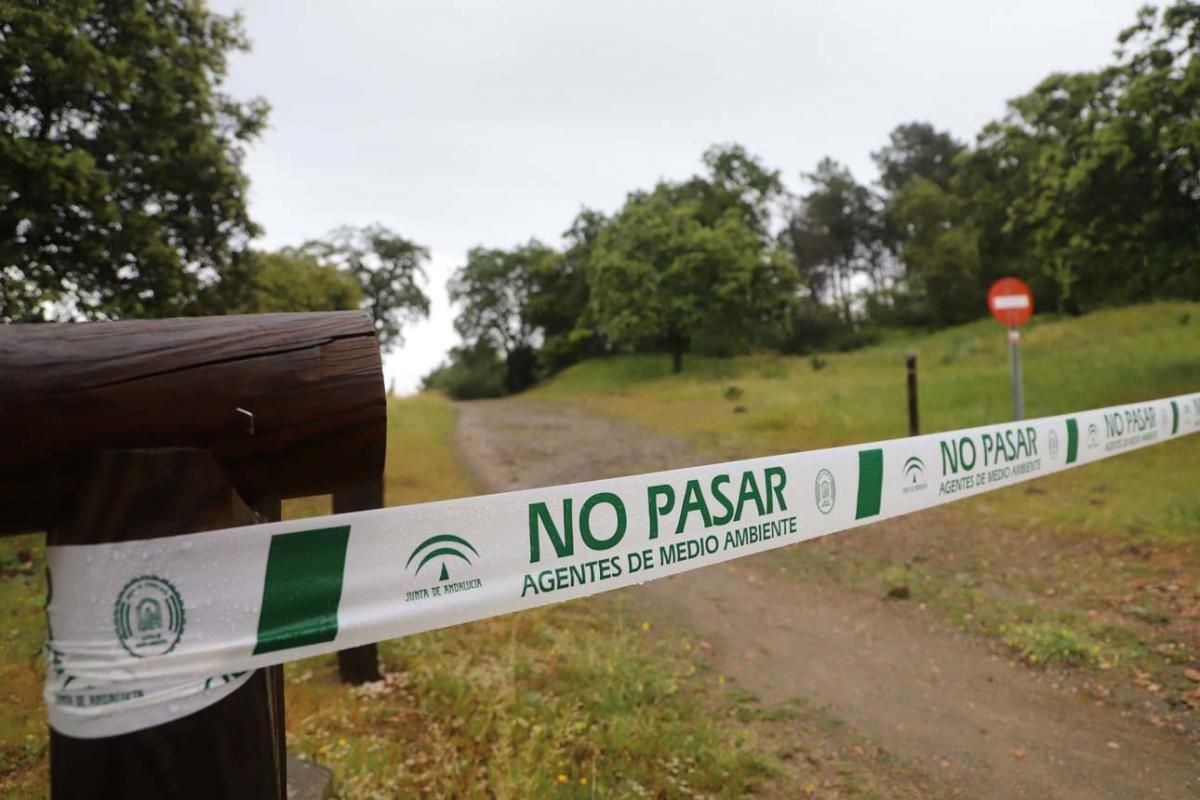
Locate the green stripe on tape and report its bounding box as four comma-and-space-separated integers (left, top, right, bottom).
1171, 401, 1179, 434
1065, 419, 1079, 464
855, 449, 883, 519
254, 526, 350, 655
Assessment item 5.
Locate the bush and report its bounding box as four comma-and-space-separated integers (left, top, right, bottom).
780, 305, 882, 355
422, 341, 506, 400
828, 324, 882, 352
504, 343, 539, 394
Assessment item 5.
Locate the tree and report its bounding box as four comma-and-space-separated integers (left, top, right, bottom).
690, 144, 785, 239
221, 250, 363, 314
963, 2, 1200, 311
525, 209, 608, 372
871, 123, 967, 288
891, 177, 982, 325
588, 184, 797, 373
302, 225, 431, 349
448, 240, 556, 392
872, 123, 966, 196
782, 159, 883, 321
0, 0, 269, 322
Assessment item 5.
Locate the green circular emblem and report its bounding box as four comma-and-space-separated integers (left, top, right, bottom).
814, 468, 836, 515
114, 575, 185, 658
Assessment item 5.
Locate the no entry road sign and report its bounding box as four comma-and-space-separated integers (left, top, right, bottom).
988, 277, 1033, 327
987, 277, 1033, 421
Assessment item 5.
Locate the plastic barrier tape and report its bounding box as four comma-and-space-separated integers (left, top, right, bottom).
45, 392, 1200, 737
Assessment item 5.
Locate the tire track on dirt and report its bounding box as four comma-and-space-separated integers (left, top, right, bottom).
455, 398, 1199, 799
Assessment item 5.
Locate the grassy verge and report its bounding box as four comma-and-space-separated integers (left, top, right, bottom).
0, 535, 46, 797
532, 302, 1200, 735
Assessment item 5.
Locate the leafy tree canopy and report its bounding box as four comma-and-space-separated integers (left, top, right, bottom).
525, 209, 608, 372
448, 240, 556, 356
588, 180, 797, 373
223, 250, 363, 314
782, 159, 883, 320
0, 0, 268, 321
872, 122, 966, 195
891, 177, 981, 325
301, 225, 431, 350
959, 1, 1200, 311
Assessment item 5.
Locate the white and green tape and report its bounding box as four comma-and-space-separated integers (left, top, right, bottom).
45, 392, 1200, 738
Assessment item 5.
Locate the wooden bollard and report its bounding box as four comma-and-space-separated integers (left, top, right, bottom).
47, 450, 285, 800
906, 352, 920, 437
333, 481, 384, 684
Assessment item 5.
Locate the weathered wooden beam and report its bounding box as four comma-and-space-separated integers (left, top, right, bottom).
0, 312, 385, 536
47, 449, 285, 799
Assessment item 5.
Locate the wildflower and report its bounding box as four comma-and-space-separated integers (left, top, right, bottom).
558, 774, 568, 783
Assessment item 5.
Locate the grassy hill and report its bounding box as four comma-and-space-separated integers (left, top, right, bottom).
534, 301, 1200, 542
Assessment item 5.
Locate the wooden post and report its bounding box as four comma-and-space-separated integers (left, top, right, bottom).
906, 352, 920, 437
251, 497, 289, 795
333, 481, 384, 684
47, 450, 285, 800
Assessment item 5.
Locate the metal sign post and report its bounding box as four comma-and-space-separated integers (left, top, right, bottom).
1008, 327, 1024, 420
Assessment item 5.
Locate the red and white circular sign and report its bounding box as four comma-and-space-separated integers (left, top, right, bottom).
987, 277, 1033, 327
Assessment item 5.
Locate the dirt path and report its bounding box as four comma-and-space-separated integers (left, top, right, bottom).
455, 398, 1199, 799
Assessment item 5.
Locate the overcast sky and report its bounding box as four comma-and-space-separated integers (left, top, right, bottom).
210, 0, 1146, 393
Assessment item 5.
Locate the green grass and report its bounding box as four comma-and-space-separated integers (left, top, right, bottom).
533, 301, 1200, 542
284, 603, 781, 798
1002, 622, 1103, 667
0, 538, 46, 798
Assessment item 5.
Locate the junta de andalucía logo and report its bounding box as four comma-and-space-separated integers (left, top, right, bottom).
814, 469, 836, 514
901, 456, 928, 494
114, 575, 185, 658
406, 533, 480, 582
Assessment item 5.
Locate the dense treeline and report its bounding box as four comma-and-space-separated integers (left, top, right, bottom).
426, 2, 1200, 397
